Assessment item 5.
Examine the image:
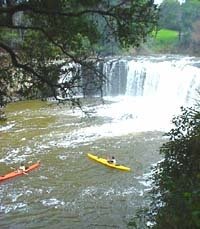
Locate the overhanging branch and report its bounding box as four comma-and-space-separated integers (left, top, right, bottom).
0, 41, 55, 87
0, 2, 117, 18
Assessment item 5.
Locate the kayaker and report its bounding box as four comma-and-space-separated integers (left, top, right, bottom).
107, 156, 116, 164
18, 162, 28, 173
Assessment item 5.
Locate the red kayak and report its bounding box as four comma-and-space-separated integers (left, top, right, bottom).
0, 162, 40, 183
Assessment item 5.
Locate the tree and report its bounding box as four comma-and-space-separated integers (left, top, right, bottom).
180, 0, 200, 48
191, 20, 200, 55
158, 0, 182, 40
0, 0, 158, 112
147, 106, 200, 229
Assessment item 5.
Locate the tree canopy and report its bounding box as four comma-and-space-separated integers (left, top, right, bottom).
147, 106, 200, 228
158, 0, 182, 32
157, 0, 200, 53
0, 0, 158, 109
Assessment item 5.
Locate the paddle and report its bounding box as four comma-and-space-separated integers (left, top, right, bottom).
10, 166, 16, 170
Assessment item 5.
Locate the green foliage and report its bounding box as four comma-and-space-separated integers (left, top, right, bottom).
148, 0, 200, 54
148, 106, 200, 229
158, 0, 181, 31
22, 30, 60, 59
148, 29, 179, 53
181, 0, 200, 31
0, 28, 18, 41
158, 0, 200, 53
180, 0, 200, 48
0, 0, 159, 106
154, 29, 178, 43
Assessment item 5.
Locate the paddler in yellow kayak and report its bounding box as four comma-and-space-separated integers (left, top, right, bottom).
107, 156, 116, 164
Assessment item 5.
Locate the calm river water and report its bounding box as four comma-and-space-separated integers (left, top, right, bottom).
0, 98, 167, 229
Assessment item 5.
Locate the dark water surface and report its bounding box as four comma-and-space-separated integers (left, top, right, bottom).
0, 99, 165, 229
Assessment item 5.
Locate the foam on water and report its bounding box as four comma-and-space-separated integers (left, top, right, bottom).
55, 56, 200, 146
0, 123, 15, 132
51, 95, 179, 148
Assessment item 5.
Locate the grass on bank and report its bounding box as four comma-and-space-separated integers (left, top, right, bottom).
150, 29, 179, 52
154, 29, 178, 42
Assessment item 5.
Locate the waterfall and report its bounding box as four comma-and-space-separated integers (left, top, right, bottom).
53, 55, 200, 135
102, 58, 128, 96
103, 56, 200, 107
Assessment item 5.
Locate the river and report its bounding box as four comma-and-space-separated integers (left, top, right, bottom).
0, 55, 200, 228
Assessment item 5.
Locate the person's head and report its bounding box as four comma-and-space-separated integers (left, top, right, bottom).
20, 162, 24, 166
112, 156, 115, 159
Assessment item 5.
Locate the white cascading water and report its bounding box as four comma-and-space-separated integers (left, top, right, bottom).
97, 56, 200, 132
104, 56, 200, 105
126, 59, 200, 105
55, 55, 200, 147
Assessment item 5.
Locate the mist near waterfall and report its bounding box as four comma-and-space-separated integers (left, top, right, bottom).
97, 55, 200, 133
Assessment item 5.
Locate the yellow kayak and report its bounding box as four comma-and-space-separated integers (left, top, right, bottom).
87, 153, 130, 172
